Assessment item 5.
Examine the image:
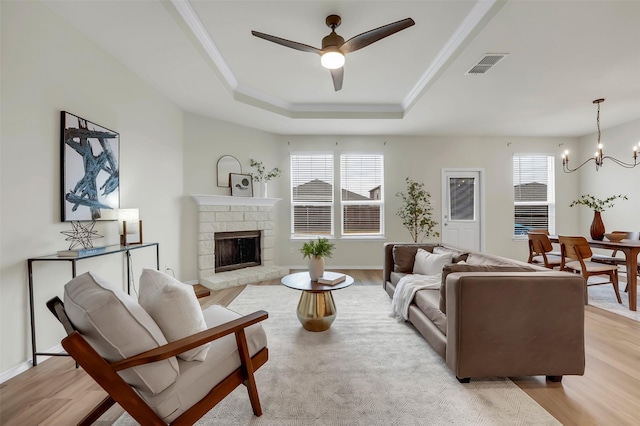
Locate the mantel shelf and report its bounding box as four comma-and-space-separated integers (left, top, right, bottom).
191, 194, 282, 207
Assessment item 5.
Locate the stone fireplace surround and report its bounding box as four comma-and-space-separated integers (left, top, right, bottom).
192, 195, 289, 290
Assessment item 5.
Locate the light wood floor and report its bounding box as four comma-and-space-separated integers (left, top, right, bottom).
1, 269, 638, 425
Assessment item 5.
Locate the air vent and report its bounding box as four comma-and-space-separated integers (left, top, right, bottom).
466, 53, 508, 75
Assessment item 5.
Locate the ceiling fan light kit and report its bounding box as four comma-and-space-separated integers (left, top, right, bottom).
321, 49, 345, 70
561, 98, 639, 173
252, 14, 415, 91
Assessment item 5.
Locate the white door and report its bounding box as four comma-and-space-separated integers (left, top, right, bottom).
441, 169, 483, 251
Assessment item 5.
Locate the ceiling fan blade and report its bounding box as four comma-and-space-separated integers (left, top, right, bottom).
251, 31, 321, 54
330, 67, 344, 91
340, 18, 415, 54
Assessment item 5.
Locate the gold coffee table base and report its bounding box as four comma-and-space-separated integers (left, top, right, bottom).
296, 290, 336, 332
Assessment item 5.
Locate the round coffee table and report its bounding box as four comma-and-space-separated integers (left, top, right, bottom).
281, 271, 354, 332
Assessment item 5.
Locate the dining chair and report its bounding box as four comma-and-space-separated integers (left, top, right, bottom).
558, 235, 622, 304
527, 232, 562, 269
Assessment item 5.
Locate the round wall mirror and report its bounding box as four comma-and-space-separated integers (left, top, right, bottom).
217, 155, 242, 187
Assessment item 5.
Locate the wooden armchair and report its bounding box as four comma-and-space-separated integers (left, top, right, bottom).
47, 272, 268, 426
527, 231, 562, 269
559, 235, 622, 304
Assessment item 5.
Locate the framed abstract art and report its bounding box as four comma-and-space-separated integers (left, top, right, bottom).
230, 173, 253, 197
61, 111, 120, 221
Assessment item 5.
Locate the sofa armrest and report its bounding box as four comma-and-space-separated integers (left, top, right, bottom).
445, 272, 585, 380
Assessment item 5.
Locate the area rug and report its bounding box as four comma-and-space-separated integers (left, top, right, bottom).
586, 276, 639, 322
116, 284, 559, 425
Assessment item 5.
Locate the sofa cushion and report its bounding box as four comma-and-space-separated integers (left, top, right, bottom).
390, 271, 408, 287
433, 246, 469, 264
392, 244, 436, 273
413, 249, 453, 275
439, 264, 536, 313
139, 269, 210, 362
414, 289, 447, 336
64, 271, 179, 395
139, 305, 268, 423
466, 253, 516, 266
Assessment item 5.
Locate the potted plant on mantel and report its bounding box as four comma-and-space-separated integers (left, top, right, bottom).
569, 194, 628, 240
249, 159, 282, 198
396, 177, 440, 243
300, 237, 335, 281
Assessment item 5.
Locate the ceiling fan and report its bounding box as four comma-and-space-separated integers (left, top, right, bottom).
251, 15, 415, 91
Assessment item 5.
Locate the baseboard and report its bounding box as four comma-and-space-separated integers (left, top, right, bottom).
0, 344, 64, 384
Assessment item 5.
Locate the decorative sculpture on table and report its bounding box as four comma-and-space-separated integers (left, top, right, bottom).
61, 111, 119, 221
60, 221, 104, 249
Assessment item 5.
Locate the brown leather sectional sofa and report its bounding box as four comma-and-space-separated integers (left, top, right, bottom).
383, 242, 586, 383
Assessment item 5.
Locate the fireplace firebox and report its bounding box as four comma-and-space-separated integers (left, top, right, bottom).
214, 230, 261, 273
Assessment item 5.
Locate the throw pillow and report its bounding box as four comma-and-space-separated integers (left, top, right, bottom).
139, 268, 210, 362
433, 246, 469, 264
64, 271, 179, 395
413, 249, 453, 276
392, 244, 436, 273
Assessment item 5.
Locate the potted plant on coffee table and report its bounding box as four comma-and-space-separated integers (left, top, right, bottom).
300, 237, 335, 281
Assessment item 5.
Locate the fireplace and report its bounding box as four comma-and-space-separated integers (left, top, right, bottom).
215, 230, 261, 273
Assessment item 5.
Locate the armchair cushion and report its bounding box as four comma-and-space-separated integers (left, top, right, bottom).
139, 269, 209, 361
64, 272, 179, 395
140, 304, 268, 423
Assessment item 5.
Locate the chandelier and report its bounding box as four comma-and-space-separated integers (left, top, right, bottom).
561, 98, 638, 173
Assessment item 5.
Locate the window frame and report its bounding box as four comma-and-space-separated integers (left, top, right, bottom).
339, 153, 385, 239
290, 152, 335, 239
513, 154, 556, 239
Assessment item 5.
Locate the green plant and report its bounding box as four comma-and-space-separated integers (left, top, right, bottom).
569, 194, 628, 212
249, 159, 282, 182
300, 238, 335, 259
396, 177, 439, 243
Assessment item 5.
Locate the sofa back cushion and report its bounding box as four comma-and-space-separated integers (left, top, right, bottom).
392, 244, 437, 273
433, 246, 469, 264
439, 264, 536, 313
64, 272, 179, 395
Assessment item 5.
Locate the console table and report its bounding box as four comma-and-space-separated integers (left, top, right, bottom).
27, 242, 159, 365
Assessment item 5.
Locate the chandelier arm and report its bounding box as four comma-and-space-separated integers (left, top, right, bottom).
562, 157, 596, 173
601, 155, 639, 169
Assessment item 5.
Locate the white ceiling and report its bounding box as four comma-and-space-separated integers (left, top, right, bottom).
44, 0, 640, 138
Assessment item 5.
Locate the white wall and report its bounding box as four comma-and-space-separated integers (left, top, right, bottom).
1, 1, 184, 374
181, 113, 282, 283
272, 135, 582, 268
574, 118, 640, 234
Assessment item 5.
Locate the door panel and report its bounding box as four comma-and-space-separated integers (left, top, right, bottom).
442, 170, 482, 251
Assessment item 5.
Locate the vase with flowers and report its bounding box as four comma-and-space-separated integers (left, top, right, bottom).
569, 194, 628, 240
249, 159, 282, 198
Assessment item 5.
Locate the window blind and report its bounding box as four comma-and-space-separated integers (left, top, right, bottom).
513, 155, 555, 236
340, 154, 384, 236
290, 153, 334, 236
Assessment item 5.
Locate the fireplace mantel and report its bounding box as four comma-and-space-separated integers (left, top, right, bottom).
191, 194, 281, 207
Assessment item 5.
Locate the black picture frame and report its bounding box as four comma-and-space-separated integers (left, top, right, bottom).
61, 111, 120, 221
230, 173, 254, 197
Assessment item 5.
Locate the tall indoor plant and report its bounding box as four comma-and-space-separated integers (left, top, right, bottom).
569, 194, 627, 240
300, 237, 335, 281
396, 177, 439, 243
249, 159, 282, 198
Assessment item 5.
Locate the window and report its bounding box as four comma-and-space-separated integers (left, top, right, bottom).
340, 154, 384, 236
290, 153, 334, 237
513, 154, 555, 237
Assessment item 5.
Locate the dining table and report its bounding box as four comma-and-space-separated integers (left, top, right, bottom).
549, 236, 640, 311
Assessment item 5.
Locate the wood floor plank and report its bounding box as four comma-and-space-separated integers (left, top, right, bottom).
2, 270, 638, 425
